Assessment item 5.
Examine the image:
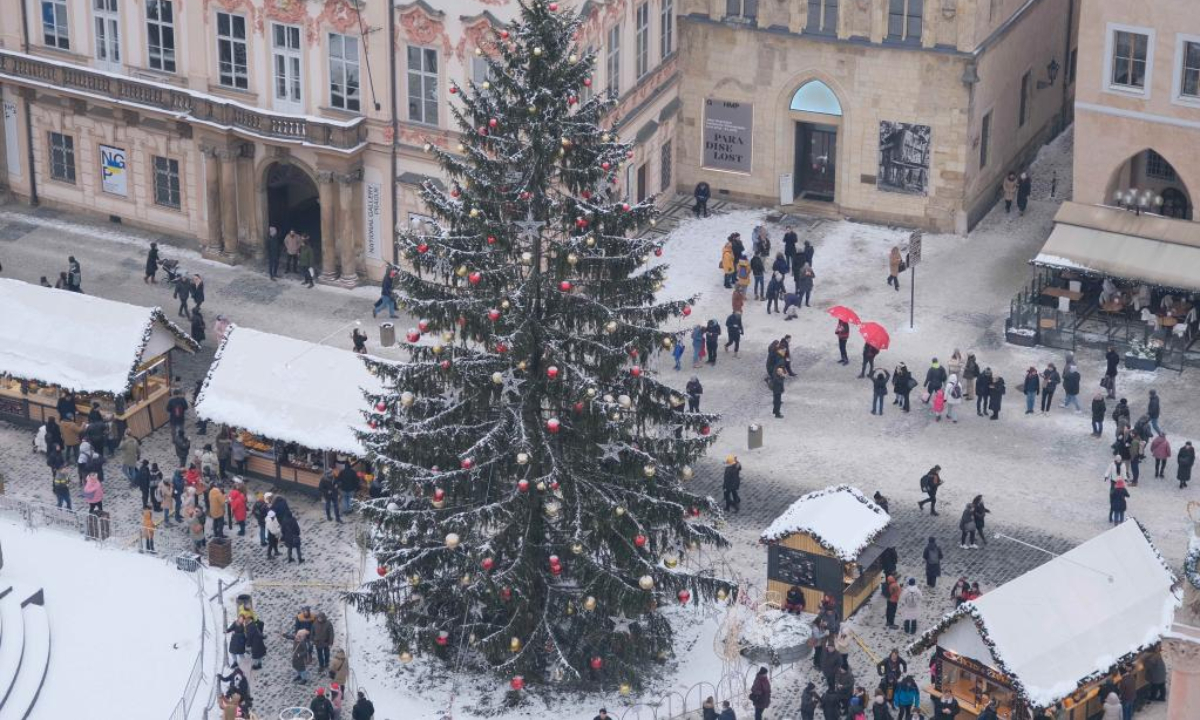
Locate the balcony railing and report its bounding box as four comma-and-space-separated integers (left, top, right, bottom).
0, 50, 367, 151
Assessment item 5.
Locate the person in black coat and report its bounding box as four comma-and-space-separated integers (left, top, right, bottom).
174, 275, 192, 319
704, 320, 721, 366
971, 495, 990, 546
44, 417, 63, 451
749, 254, 765, 299
1109, 480, 1130, 523
989, 377, 1006, 420
1148, 389, 1162, 434
724, 312, 744, 355
880, 545, 898, 579
190, 309, 206, 346
923, 359, 947, 398
799, 683, 820, 720
769, 367, 786, 419
871, 370, 891, 415
783, 228, 799, 270
191, 275, 206, 313
1091, 393, 1107, 436
692, 181, 710, 217
686, 377, 703, 412
1179, 442, 1195, 489
722, 456, 741, 513
352, 691, 375, 720
226, 618, 248, 665
245, 617, 267, 669
1040, 364, 1061, 413
281, 513, 304, 563
859, 343, 879, 379
337, 462, 360, 514
145, 242, 159, 284
975, 368, 993, 416
1016, 172, 1032, 215
1104, 346, 1120, 398
318, 471, 341, 523
136, 459, 153, 508
923, 537, 943, 587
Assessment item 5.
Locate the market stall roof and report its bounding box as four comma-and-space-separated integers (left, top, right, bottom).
1031, 202, 1200, 292
910, 521, 1180, 710
760, 485, 891, 562
195, 325, 387, 456
0, 278, 197, 395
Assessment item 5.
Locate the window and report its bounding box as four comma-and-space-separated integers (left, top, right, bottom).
725, 0, 757, 20
887, 0, 922, 43
216, 12, 249, 89
660, 0, 674, 59
979, 111, 992, 169
93, 0, 120, 67
807, 0, 838, 35
328, 34, 361, 112
41, 0, 69, 50
606, 24, 621, 98
1180, 40, 1200, 98
660, 140, 672, 193
48, 132, 75, 183
146, 0, 176, 73
407, 46, 438, 125
1019, 70, 1031, 127
1068, 47, 1077, 85
1145, 150, 1176, 181
635, 4, 650, 79
153, 156, 181, 208
272, 24, 303, 110
1110, 29, 1149, 90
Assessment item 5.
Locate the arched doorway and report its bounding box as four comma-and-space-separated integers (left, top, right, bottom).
1103, 149, 1192, 220
789, 80, 843, 202
264, 162, 322, 265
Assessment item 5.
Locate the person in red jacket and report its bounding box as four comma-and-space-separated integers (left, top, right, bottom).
750, 667, 771, 720
835, 320, 850, 365
228, 481, 248, 536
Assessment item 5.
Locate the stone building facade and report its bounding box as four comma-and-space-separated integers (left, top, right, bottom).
676, 0, 1080, 232
1073, 0, 1198, 222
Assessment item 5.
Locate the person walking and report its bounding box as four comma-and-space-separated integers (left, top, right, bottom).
156, 473, 173, 525
725, 312, 744, 356
319, 471, 341, 523
1148, 389, 1162, 434
898, 579, 922, 634
922, 537, 943, 588
191, 274, 206, 314
686, 376, 703, 412
352, 691, 375, 720
226, 617, 248, 668
1016, 171, 1033, 216
145, 242, 159, 284
958, 503, 978, 549
720, 237, 736, 289
859, 343, 879, 379
1151, 433, 1172, 478
894, 677, 920, 720
944, 374, 963, 423
229, 481, 248, 535
52, 468, 72, 509
338, 461, 359, 515
972, 495, 990, 546
835, 320, 850, 365
750, 253, 765, 300
1002, 172, 1017, 214
691, 325, 705, 367
749, 667, 771, 720
917, 466, 942, 515
1104, 346, 1120, 399
783, 227, 799, 270
923, 359, 947, 402
190, 308, 207, 346
245, 615, 267, 670
119, 432, 141, 485
136, 459, 153, 508
1061, 364, 1082, 411
1022, 367, 1040, 414
312, 612, 334, 671
769, 366, 786, 419
372, 270, 398, 318
1091, 393, 1108, 436
67, 255, 82, 292
883, 576, 901, 629
299, 237, 315, 287
989, 376, 1006, 420
799, 683, 821, 720
795, 263, 815, 307
1109, 479, 1130, 524
692, 181, 710, 217
1040, 364, 1060, 413
765, 273, 783, 315
871, 370, 891, 416
266, 510, 282, 559
887, 247, 903, 290
723, 455, 742, 514
174, 273, 192, 319
282, 512, 304, 562
975, 368, 992, 416
704, 319, 721, 365
1178, 441, 1195, 489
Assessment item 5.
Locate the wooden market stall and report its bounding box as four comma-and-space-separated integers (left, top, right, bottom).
760, 485, 897, 619
909, 521, 1180, 720
0, 278, 197, 438
194, 325, 386, 492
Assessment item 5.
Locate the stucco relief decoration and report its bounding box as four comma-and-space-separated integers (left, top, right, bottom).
475, 0, 510, 5
309, 0, 359, 45
206, 0, 264, 34
398, 7, 451, 56
456, 18, 502, 61
265, 0, 308, 25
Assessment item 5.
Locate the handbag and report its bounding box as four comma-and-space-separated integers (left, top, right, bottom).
898, 260, 907, 273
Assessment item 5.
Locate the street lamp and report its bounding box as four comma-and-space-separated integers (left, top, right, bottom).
1112, 188, 1164, 216
1037, 59, 1061, 89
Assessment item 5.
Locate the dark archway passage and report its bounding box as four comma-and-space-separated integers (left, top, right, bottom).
265, 162, 322, 266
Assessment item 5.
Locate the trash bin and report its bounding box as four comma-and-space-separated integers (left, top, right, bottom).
208, 536, 233, 568
379, 322, 396, 347
747, 423, 763, 450
86, 511, 111, 540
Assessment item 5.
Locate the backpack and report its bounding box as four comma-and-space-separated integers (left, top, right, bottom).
951, 383, 962, 400
920, 474, 931, 493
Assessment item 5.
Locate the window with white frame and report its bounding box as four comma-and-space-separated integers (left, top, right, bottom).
153, 156, 181, 208
1178, 37, 1200, 99
606, 24, 621, 98
887, 0, 922, 43
1110, 28, 1150, 90
636, 3, 650, 79
725, 0, 757, 20
329, 33, 361, 112
93, 0, 121, 67
48, 132, 75, 183
407, 46, 438, 125
272, 24, 303, 110
660, 0, 674, 59
41, 0, 69, 50
807, 0, 838, 35
216, 12, 249, 89
146, 0, 176, 73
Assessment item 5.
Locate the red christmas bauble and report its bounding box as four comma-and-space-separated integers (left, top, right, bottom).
583, 78, 592, 87
559, 280, 572, 292
654, 248, 663, 257
600, 161, 610, 171
590, 656, 603, 670
518, 479, 530, 492
375, 401, 387, 412
678, 589, 691, 604
461, 458, 474, 470
548, 2, 559, 10
417, 243, 429, 254
549, 480, 560, 491
575, 217, 588, 229
549, 555, 560, 566
488, 118, 498, 128
495, 342, 508, 354
457, 315, 467, 327
581, 190, 592, 200
550, 564, 562, 576
568, 96, 578, 105
433, 488, 445, 501
440, 359, 451, 370
626, 151, 635, 159
520, 191, 532, 201
418, 319, 430, 332
487, 235, 497, 245
546, 365, 559, 379
450, 189, 460, 198
468, 271, 482, 285
682, 305, 692, 317
488, 308, 501, 321
573, 401, 584, 413
622, 203, 631, 212
690, 507, 701, 517
500, 30, 510, 39
501, 586, 512, 601
634, 534, 647, 548
629, 348, 639, 358
700, 424, 711, 436
436, 632, 449, 646
630, 366, 642, 378
510, 676, 525, 691
482, 557, 495, 571
368, 420, 378, 429
477, 127, 488, 137
449, 86, 458, 95
546, 418, 561, 433
376, 566, 387, 577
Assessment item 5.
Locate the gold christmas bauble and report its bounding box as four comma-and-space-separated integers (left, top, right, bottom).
571, 542, 584, 555
584, 596, 597, 611
603, 394, 615, 403
457, 143, 466, 152
409, 574, 421, 586
510, 637, 522, 652
517, 361, 528, 371
492, 372, 504, 385
568, 54, 578, 63
536, 481, 547, 492
664, 555, 678, 569
432, 344, 443, 355
400, 391, 415, 407
501, 300, 511, 310
717, 588, 728, 601
615, 506, 626, 516
609, 411, 621, 421
441, 331, 454, 343
461, 573, 472, 586
604, 320, 618, 334
400, 651, 414, 664
643, 464, 656, 478
567, 253, 579, 265
617, 394, 631, 408
469, 208, 480, 218
516, 452, 530, 465
681, 465, 694, 480
528, 105, 538, 114
445, 533, 460, 549
619, 683, 632, 696
662, 337, 673, 349
650, 219, 657, 227
455, 265, 468, 277
602, 133, 611, 143
586, 387, 597, 398
586, 236, 596, 247
533, 47, 543, 56
521, 251, 533, 264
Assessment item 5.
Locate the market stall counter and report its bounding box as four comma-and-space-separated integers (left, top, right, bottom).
909, 521, 1180, 720
196, 325, 387, 492
0, 279, 197, 438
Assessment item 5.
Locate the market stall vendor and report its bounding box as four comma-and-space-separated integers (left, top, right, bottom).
0, 279, 197, 438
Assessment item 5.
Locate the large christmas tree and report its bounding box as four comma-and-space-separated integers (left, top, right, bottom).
351, 0, 734, 691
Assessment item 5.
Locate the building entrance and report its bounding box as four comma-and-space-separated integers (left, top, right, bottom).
265, 162, 321, 267
794, 122, 837, 202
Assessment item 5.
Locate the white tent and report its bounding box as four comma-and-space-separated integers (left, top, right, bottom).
912, 521, 1180, 710
195, 325, 387, 456
0, 278, 196, 394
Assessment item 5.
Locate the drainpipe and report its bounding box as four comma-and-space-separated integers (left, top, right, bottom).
17, 0, 38, 205
388, 0, 399, 267
1059, 0, 1076, 132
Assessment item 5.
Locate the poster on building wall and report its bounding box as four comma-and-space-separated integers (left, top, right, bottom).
364, 182, 382, 261
702, 99, 753, 174
877, 121, 931, 196
99, 144, 128, 196
3, 98, 20, 178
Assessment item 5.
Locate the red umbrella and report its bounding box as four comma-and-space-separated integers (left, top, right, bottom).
859, 321, 891, 350
827, 306, 861, 325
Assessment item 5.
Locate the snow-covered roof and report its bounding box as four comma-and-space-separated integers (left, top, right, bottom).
911, 521, 1180, 710
195, 325, 387, 456
0, 278, 197, 394
759, 485, 891, 562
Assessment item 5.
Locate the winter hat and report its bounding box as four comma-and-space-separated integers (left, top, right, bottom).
908, 578, 916, 586
316, 687, 325, 696
331, 683, 340, 691
265, 492, 274, 502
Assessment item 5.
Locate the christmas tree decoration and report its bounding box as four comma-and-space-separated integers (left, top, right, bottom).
375, 401, 387, 412
634, 534, 647, 548
377, 566, 388, 577
619, 683, 632, 696
352, 0, 729, 692
590, 656, 603, 670
405, 329, 421, 343
511, 676, 525, 691
677, 589, 691, 604
510, 637, 522, 652
400, 651, 414, 664
436, 631, 450, 646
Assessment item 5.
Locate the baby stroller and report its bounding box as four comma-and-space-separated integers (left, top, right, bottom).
159, 257, 184, 285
